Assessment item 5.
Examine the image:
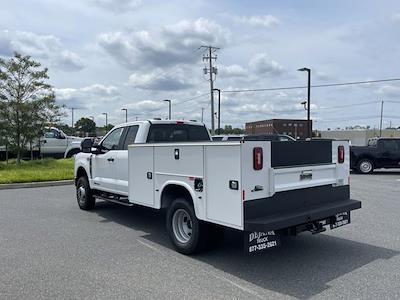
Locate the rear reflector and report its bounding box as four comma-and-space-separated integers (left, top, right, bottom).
338, 145, 345, 163
176, 121, 184, 124
253, 147, 263, 170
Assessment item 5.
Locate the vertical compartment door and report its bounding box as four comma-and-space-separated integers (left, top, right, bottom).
128, 146, 155, 207
204, 144, 242, 229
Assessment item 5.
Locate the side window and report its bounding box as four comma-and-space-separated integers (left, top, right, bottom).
44, 129, 58, 139
122, 126, 139, 150
101, 128, 124, 151
382, 140, 398, 152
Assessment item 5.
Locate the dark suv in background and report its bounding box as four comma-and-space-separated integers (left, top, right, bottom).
350, 138, 400, 173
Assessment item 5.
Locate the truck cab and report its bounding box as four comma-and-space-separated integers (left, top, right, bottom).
75, 120, 210, 195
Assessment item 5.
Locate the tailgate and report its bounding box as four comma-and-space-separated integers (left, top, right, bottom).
241, 140, 361, 231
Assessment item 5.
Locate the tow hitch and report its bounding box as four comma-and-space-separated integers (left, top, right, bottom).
308, 221, 327, 234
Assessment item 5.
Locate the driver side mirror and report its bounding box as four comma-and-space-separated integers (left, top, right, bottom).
81, 138, 93, 153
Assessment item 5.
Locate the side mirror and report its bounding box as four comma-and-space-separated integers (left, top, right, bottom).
58, 133, 66, 139
81, 138, 93, 153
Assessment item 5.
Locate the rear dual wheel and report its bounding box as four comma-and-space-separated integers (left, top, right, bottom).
166, 198, 211, 254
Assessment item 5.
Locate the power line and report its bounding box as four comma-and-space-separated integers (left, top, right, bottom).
222, 78, 400, 93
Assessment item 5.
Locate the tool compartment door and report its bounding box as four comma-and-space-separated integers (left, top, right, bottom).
204, 143, 242, 229
128, 145, 155, 207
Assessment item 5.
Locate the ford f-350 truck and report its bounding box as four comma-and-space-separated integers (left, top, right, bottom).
74, 120, 361, 254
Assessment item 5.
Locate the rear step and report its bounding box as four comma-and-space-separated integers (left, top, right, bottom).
95, 195, 133, 207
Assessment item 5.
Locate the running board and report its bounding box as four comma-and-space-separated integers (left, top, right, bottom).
95, 195, 134, 207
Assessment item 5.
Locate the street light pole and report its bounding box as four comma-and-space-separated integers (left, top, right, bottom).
121, 108, 128, 123
298, 67, 311, 138
102, 112, 108, 131
163, 99, 171, 120
379, 100, 384, 137
213, 88, 221, 134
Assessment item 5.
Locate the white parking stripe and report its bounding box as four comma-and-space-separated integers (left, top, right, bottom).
137, 239, 165, 256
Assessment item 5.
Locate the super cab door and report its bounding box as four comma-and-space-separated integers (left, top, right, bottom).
92, 127, 124, 193
114, 125, 139, 195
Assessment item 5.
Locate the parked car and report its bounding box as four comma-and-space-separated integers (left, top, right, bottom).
350, 137, 400, 174
74, 119, 360, 254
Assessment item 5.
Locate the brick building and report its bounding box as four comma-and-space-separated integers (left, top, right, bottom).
245, 119, 312, 139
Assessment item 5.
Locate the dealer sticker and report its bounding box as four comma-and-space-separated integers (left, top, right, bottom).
245, 231, 280, 254
330, 211, 351, 229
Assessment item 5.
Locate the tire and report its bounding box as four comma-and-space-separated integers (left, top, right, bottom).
66, 149, 80, 158
357, 158, 374, 174
166, 198, 208, 254
76, 176, 95, 210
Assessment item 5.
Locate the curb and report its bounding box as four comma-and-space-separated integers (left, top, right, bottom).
0, 180, 74, 190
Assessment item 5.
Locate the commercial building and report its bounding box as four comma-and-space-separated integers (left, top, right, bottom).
320, 129, 400, 146
245, 119, 312, 139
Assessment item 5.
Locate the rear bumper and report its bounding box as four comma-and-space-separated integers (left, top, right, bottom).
244, 185, 361, 232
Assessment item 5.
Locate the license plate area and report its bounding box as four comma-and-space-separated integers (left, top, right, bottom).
330, 211, 350, 229
245, 231, 280, 254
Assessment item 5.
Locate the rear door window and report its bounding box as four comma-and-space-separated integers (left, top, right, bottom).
122, 125, 139, 150
147, 124, 209, 143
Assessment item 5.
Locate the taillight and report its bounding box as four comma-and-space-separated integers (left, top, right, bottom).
338, 145, 345, 163
253, 147, 263, 170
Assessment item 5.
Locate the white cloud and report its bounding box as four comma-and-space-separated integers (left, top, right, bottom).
55, 84, 119, 108
219, 64, 247, 78
248, 53, 285, 76
90, 0, 141, 13
128, 68, 194, 91
377, 85, 400, 97
97, 18, 231, 69
232, 15, 280, 27
0, 30, 84, 71
391, 13, 400, 22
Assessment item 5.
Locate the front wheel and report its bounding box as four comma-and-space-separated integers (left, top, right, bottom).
76, 176, 95, 210
166, 198, 207, 254
357, 159, 374, 174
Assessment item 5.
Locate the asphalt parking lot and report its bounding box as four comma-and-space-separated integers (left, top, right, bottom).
1, 171, 399, 299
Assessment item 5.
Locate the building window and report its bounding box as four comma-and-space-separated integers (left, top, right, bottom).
299, 124, 303, 127
288, 123, 292, 126
283, 124, 287, 127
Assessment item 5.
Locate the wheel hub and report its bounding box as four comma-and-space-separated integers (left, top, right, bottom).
77, 185, 86, 204
172, 209, 193, 244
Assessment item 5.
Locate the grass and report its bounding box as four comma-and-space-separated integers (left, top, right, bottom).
0, 158, 74, 184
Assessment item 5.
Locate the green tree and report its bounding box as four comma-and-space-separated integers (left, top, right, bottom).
218, 125, 244, 135
0, 53, 63, 163
75, 117, 96, 136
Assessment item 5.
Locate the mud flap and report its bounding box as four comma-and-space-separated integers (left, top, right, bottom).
244, 231, 281, 254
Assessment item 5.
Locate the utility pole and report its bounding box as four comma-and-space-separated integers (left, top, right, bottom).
298, 67, 311, 138
213, 88, 221, 134
70, 107, 76, 128
163, 99, 172, 120
102, 112, 108, 130
201, 45, 219, 134
201, 107, 204, 123
121, 108, 128, 123
379, 100, 384, 137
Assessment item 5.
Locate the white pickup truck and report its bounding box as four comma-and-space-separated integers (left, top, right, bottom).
0, 127, 82, 159
74, 120, 361, 254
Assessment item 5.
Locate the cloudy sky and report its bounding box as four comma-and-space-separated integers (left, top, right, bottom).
1, 0, 400, 129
